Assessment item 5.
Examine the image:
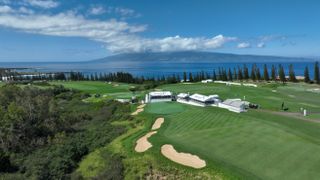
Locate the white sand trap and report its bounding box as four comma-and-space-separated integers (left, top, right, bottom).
135, 131, 157, 152
161, 144, 206, 169
152, 117, 164, 130
131, 108, 144, 116
137, 104, 146, 109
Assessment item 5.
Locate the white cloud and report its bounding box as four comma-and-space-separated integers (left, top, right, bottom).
237, 42, 251, 49
0, 5, 237, 53
115, 7, 135, 17
106, 34, 236, 53
257, 42, 265, 48
0, 5, 34, 14
0, 5, 13, 13
19, 7, 34, 14
25, 0, 59, 9
89, 6, 106, 15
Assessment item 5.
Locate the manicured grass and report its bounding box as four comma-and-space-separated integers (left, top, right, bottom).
146, 104, 320, 179
145, 102, 186, 115
160, 82, 320, 112
130, 82, 320, 179
50, 81, 145, 99
50, 81, 130, 94
74, 81, 320, 179
307, 113, 320, 119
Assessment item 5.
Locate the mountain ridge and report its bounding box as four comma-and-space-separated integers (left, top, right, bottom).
89, 51, 313, 63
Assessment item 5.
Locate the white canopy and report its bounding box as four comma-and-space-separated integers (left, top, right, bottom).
149, 91, 172, 97
190, 93, 219, 102
177, 93, 189, 98
221, 99, 245, 108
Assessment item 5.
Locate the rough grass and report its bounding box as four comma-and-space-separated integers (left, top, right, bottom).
77, 148, 108, 178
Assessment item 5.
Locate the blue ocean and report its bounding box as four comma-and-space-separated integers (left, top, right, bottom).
0, 61, 316, 79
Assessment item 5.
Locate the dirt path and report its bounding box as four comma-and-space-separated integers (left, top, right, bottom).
161, 144, 206, 169
135, 131, 157, 153
152, 117, 164, 130
258, 109, 320, 123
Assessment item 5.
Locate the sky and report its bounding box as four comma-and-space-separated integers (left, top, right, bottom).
0, 0, 319, 62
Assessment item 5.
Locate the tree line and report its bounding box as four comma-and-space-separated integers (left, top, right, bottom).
182, 62, 319, 84
2, 62, 320, 85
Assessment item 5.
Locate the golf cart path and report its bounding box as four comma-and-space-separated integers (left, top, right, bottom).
258, 109, 320, 123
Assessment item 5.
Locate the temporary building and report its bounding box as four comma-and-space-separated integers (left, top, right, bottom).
145, 91, 173, 103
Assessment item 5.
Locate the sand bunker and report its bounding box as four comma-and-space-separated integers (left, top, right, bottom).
152, 118, 164, 130
135, 131, 157, 152
161, 144, 206, 169
131, 108, 144, 116
137, 104, 146, 109
131, 104, 146, 115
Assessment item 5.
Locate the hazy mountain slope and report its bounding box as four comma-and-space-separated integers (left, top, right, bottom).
90, 51, 312, 63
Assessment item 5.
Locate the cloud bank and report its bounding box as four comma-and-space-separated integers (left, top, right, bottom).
0, 4, 238, 53
24, 0, 59, 9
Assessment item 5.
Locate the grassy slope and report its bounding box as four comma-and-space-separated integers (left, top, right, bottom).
150, 105, 320, 179
50, 81, 130, 94
139, 82, 320, 179
49, 81, 144, 99
66, 81, 320, 179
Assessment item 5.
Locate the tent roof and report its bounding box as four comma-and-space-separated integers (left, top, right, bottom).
149, 91, 172, 96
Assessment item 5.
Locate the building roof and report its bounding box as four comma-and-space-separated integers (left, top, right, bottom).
243, 83, 257, 87
189, 93, 219, 102
177, 93, 189, 98
222, 99, 245, 108
201, 79, 213, 83
149, 91, 172, 96
208, 95, 219, 98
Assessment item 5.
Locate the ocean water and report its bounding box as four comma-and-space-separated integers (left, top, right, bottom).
0, 61, 316, 79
